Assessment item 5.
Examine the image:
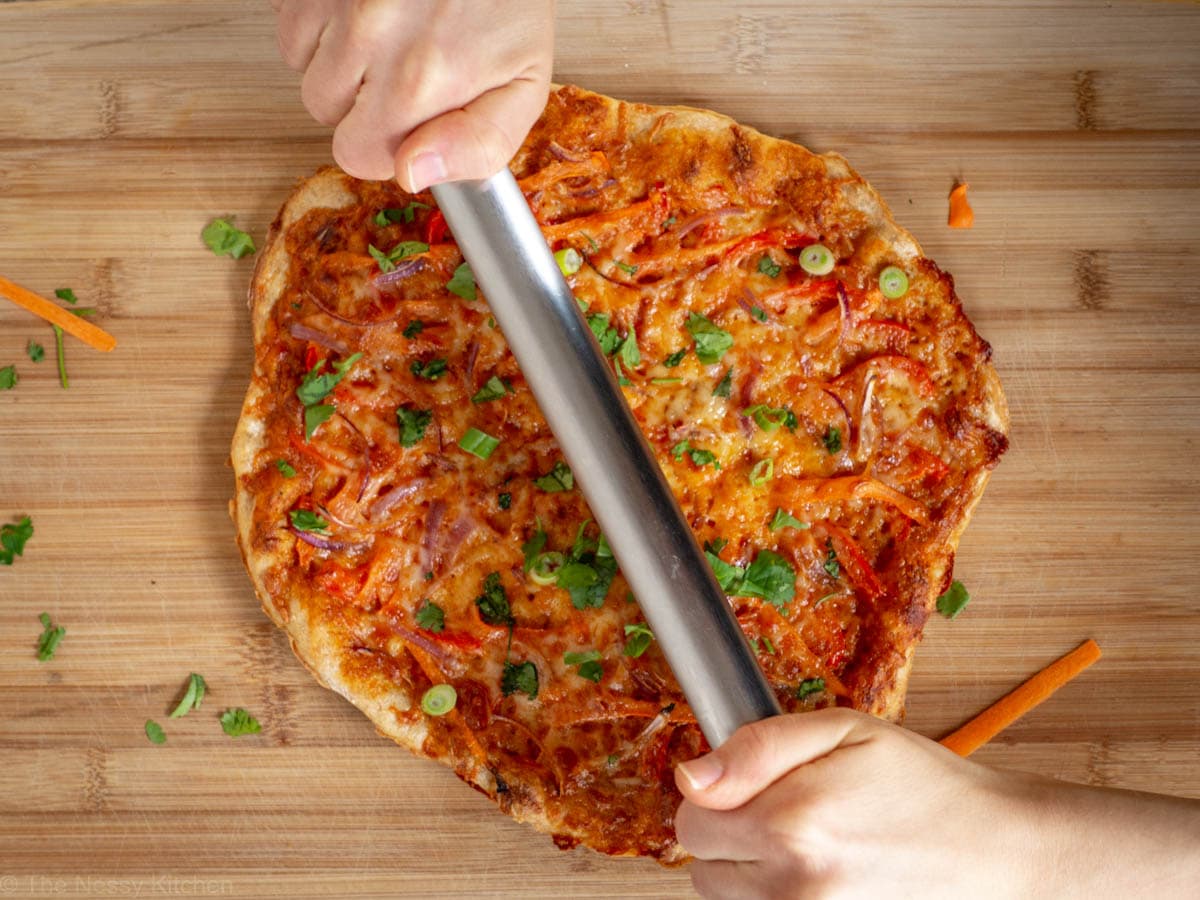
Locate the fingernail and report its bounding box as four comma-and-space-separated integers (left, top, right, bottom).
678, 755, 724, 791
407, 152, 447, 192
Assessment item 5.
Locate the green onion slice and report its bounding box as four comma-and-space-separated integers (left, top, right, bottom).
459, 427, 499, 460
878, 265, 910, 299
799, 244, 835, 276
530, 551, 566, 586
555, 247, 583, 276
421, 684, 457, 717
749, 458, 774, 486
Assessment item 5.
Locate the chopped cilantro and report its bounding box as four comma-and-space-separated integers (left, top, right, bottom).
739, 550, 797, 609
557, 560, 613, 609
743, 404, 798, 432
296, 352, 363, 406
768, 509, 808, 532
368, 241, 428, 272
795, 678, 825, 701
936, 581, 971, 619
304, 403, 335, 441
416, 599, 445, 633
823, 540, 841, 579
617, 325, 641, 369
0, 366, 16, 390
471, 376, 509, 403
521, 523, 548, 573
396, 405, 433, 447
704, 537, 728, 554
402, 320, 424, 339
501, 660, 539, 699
686, 312, 734, 364
498, 492, 512, 510
750, 305, 768, 322
1, 516, 34, 565
534, 461, 573, 493
145, 720, 167, 745
201, 218, 256, 259
275, 459, 296, 478
374, 202, 429, 226
824, 426, 843, 454
55, 287, 78, 304
219, 707, 262, 737
587, 312, 622, 356
663, 348, 687, 368
757, 255, 781, 278
410, 357, 448, 380
705, 550, 745, 594
27, 341, 44, 362
713, 367, 733, 398
623, 623, 655, 658
288, 509, 328, 533
671, 440, 719, 469
36, 611, 65, 661
169, 673, 207, 718
446, 262, 477, 300
475, 572, 513, 626
564, 650, 603, 683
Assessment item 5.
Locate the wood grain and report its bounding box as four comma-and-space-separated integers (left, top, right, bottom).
1, 1, 1197, 896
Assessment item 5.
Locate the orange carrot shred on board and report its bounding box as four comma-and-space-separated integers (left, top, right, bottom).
947, 182, 974, 229
939, 639, 1102, 757
0, 275, 117, 352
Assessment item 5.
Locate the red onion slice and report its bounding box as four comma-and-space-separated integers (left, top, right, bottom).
368, 477, 428, 521
288, 321, 350, 355
674, 206, 745, 240
288, 525, 370, 554
372, 257, 426, 290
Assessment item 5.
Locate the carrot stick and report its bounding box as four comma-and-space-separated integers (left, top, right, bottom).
947, 182, 974, 229
0, 275, 117, 352
939, 639, 1102, 756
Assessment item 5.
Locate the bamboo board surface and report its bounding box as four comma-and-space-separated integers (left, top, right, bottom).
1, 1, 1198, 896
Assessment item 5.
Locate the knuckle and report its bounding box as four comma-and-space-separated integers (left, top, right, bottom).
331, 125, 391, 181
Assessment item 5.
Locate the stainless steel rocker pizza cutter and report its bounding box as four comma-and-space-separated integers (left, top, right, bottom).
433, 173, 782, 748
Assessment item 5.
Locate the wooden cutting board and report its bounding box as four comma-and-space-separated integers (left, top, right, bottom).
2, 1, 1197, 896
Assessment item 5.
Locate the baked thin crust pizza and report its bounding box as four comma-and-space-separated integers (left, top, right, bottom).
231, 84, 1007, 863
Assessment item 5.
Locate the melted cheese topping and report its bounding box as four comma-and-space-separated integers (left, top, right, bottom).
239, 86, 1007, 862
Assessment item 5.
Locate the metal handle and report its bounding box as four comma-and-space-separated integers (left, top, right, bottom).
432, 172, 781, 747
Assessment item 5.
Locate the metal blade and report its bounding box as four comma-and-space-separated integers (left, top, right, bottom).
432, 172, 781, 747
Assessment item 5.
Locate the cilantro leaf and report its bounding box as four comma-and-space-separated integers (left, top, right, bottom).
824, 426, 843, 454
1, 516, 34, 565
521, 524, 547, 572
768, 509, 808, 532
416, 599, 445, 633
55, 287, 78, 304
471, 376, 509, 403
713, 367, 732, 398
375, 202, 429, 226
623, 623, 655, 658
705, 550, 745, 594
663, 348, 687, 368
410, 357, 448, 381
402, 320, 424, 339
557, 559, 613, 609
296, 352, 363, 406
823, 540, 841, 579
275, 459, 296, 478
795, 678, 825, 701
501, 660, 539, 699
738, 550, 796, 609
671, 440, 719, 469
27, 341, 44, 362
396, 405, 433, 447
685, 312, 733, 364
368, 241, 429, 272
169, 673, 207, 718
617, 325, 641, 368
219, 708, 262, 737
587, 313, 622, 356
475, 572, 513, 626
498, 492, 512, 510
304, 403, 335, 440
936, 581, 971, 619
750, 305, 768, 322
0, 366, 17, 390
288, 509, 328, 533
534, 461, 573, 493
577, 660, 603, 682
757, 255, 781, 278
201, 218, 256, 259
145, 720, 167, 745
564, 649, 603, 682
446, 263, 477, 300
36, 611, 65, 661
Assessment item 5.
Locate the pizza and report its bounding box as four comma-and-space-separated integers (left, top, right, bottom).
230, 84, 1008, 864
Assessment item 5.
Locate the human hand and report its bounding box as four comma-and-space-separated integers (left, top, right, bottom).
675, 709, 1200, 899
272, 0, 555, 190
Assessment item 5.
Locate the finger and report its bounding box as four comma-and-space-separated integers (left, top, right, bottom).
299, 16, 366, 127
689, 860, 770, 900
275, 0, 333, 72
393, 75, 550, 192
675, 799, 760, 863
676, 708, 872, 811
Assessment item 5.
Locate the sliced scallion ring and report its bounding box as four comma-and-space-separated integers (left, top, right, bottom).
878, 265, 909, 299
799, 244, 835, 276
420, 683, 457, 717
749, 458, 774, 486
530, 551, 566, 586
555, 247, 583, 277
458, 427, 499, 460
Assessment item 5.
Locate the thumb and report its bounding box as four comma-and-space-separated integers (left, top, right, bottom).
675, 708, 874, 811
394, 76, 549, 194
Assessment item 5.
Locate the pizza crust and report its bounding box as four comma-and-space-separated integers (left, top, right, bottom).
231, 84, 1007, 863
